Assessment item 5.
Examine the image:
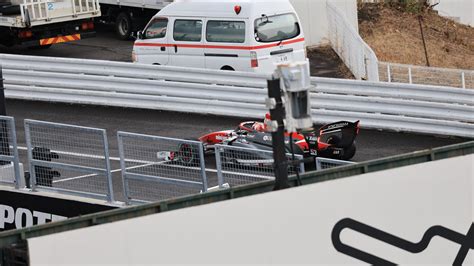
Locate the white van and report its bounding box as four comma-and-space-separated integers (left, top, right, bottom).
132, 0, 307, 73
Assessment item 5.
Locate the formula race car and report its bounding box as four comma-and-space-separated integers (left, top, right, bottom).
198, 118, 360, 166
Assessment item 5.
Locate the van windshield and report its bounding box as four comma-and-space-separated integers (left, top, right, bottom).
254, 13, 300, 43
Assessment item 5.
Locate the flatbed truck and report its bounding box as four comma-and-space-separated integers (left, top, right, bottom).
0, 0, 100, 48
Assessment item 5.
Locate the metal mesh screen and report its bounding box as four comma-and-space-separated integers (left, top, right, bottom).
25, 120, 114, 202
215, 145, 304, 188
118, 132, 208, 204
0, 116, 21, 187
315, 157, 356, 171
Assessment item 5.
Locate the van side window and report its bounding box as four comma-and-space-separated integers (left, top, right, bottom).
173, 20, 203, 42
144, 18, 168, 39
206, 21, 245, 43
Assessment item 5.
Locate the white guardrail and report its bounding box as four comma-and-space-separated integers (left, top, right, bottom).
1, 54, 473, 138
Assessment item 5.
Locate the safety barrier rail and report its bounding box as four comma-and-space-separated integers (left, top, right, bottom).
118, 132, 208, 204
215, 144, 305, 188
0, 116, 21, 188
315, 157, 356, 171
1, 140, 472, 253
326, 1, 379, 81
25, 120, 115, 202
1, 54, 473, 138
379, 62, 474, 89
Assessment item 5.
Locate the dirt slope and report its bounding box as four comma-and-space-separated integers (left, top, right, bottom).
358, 3, 474, 70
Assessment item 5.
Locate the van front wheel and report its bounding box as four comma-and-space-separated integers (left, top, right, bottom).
115, 12, 132, 40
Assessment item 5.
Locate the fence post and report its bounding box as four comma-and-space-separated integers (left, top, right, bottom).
0, 67, 10, 167
215, 146, 224, 188
198, 143, 208, 192
102, 130, 115, 203
408, 67, 413, 84
117, 133, 131, 205
387, 64, 391, 83
24, 123, 36, 190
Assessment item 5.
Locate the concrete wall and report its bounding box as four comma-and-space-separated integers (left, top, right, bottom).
430, 0, 474, 27
290, 0, 358, 47
28, 155, 474, 265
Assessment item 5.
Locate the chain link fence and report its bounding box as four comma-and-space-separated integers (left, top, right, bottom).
0, 116, 21, 188
379, 62, 474, 89
118, 132, 208, 204
215, 144, 305, 188
25, 120, 114, 202
315, 157, 356, 171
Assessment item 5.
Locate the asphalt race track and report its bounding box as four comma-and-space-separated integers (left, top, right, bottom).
7, 100, 468, 202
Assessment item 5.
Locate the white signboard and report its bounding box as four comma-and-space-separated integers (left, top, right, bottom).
28, 155, 473, 265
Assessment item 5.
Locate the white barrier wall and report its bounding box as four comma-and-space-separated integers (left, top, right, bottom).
430, 0, 474, 27
28, 155, 474, 265
290, 0, 358, 46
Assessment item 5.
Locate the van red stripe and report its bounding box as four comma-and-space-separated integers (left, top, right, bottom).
134, 38, 305, 50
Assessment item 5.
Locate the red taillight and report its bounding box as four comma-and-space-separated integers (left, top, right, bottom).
18, 30, 32, 39
250, 51, 258, 68
81, 21, 94, 31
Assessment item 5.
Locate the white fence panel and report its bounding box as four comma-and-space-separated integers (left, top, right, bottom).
326, 1, 379, 81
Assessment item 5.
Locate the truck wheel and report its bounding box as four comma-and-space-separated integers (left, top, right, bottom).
115, 12, 132, 40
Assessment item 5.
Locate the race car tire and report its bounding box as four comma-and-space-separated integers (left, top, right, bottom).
177, 143, 197, 165
341, 143, 356, 160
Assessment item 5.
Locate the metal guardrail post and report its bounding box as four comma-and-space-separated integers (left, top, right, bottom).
24, 122, 36, 190
10, 119, 21, 189
198, 143, 208, 192
387, 64, 391, 83
215, 145, 224, 188
408, 67, 413, 84
117, 133, 131, 205
102, 130, 115, 203
461, 72, 466, 89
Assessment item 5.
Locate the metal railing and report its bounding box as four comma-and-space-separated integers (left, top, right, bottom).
0, 116, 21, 188
315, 157, 356, 171
379, 62, 474, 89
118, 132, 208, 205
215, 144, 305, 188
1, 54, 473, 138
326, 1, 379, 81
25, 120, 114, 202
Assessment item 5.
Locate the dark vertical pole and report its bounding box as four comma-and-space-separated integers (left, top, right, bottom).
267, 78, 289, 191
418, 15, 430, 67
0, 67, 6, 116
0, 66, 10, 165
